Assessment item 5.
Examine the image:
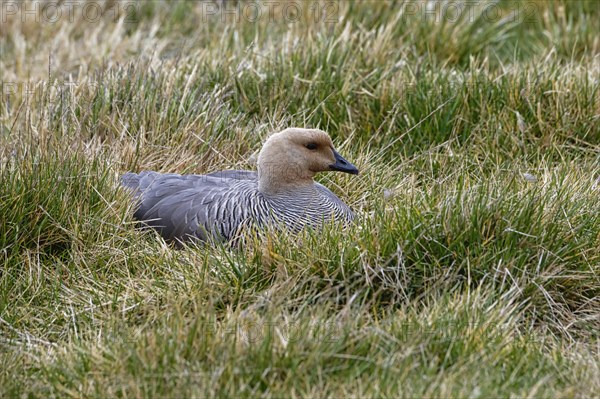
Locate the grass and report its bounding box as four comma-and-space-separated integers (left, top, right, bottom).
1, 0, 599, 397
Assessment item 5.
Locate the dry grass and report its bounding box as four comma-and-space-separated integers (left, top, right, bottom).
1, 1, 599, 397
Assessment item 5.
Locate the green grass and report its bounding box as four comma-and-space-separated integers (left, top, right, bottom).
1, 0, 599, 397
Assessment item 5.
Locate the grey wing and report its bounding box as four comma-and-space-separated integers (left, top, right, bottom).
204, 170, 258, 181
122, 171, 187, 199
122, 172, 245, 242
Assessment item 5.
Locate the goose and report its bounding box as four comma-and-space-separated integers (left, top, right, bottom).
121, 128, 359, 243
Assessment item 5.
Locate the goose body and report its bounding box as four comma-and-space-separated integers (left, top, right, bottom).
122, 128, 359, 243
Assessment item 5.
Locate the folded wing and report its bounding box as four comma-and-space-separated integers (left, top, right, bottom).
122, 171, 255, 242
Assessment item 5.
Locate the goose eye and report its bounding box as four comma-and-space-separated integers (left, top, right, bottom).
305, 142, 318, 150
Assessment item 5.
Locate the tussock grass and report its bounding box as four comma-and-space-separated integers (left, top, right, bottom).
1, 0, 599, 397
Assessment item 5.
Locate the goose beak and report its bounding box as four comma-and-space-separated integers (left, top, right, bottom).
330, 149, 359, 175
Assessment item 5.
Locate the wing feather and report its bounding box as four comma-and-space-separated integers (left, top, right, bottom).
122, 171, 256, 242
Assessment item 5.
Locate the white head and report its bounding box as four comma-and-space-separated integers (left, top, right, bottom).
257, 128, 358, 195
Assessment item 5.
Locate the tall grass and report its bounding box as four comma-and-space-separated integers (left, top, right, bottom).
1, 0, 599, 397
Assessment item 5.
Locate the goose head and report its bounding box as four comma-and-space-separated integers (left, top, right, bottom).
257, 128, 358, 195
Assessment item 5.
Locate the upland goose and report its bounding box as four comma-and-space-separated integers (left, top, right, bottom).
122, 128, 359, 243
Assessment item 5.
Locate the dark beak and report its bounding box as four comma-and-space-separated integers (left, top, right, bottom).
330, 149, 359, 175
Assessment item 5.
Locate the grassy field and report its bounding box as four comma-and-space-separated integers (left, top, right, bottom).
1, 0, 599, 397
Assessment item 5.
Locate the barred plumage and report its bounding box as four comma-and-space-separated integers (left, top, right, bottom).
121, 128, 359, 244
